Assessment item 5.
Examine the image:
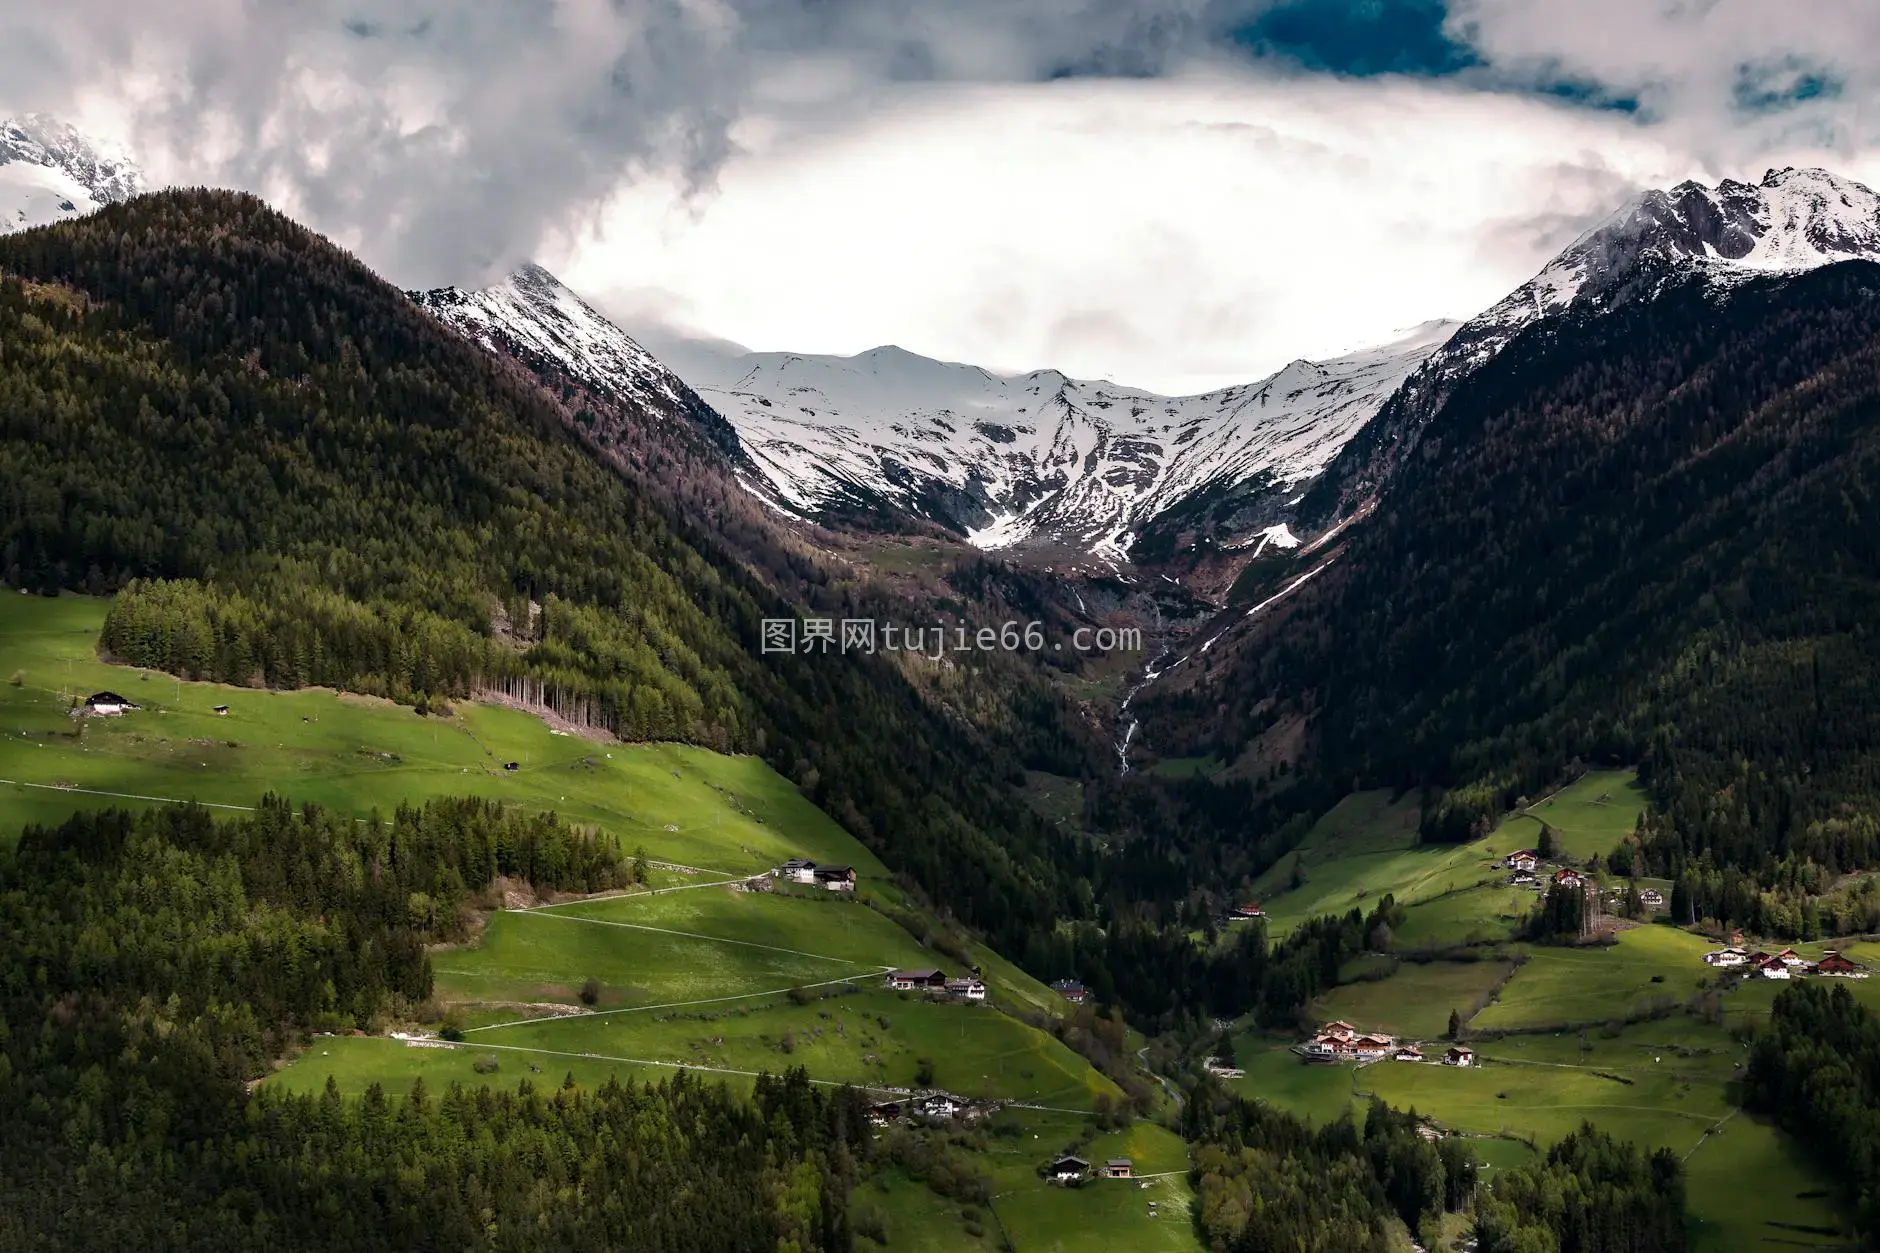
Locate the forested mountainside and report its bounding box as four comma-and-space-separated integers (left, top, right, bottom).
1142, 258, 1880, 930
0, 801, 868, 1252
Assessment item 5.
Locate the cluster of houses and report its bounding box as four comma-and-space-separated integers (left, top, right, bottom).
773, 857, 857, 892
1298, 1021, 1474, 1068
1504, 849, 1666, 910
1703, 941, 1870, 980
886, 967, 988, 1002
1046, 1154, 1135, 1184
865, 1091, 1001, 1126
1504, 850, 1599, 893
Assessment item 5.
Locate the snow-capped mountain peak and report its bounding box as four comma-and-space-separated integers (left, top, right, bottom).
411, 263, 750, 470
0, 115, 143, 234
1463, 166, 1880, 369
1312, 166, 1880, 516
414, 263, 696, 415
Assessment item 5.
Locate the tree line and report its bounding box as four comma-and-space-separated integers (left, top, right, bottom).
1745, 980, 1880, 1244
1185, 1085, 1688, 1253
1184, 1088, 1480, 1252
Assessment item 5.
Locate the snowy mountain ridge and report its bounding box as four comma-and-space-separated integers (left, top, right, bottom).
1451, 165, 1880, 374
0, 114, 142, 234
411, 263, 755, 474
676, 321, 1458, 562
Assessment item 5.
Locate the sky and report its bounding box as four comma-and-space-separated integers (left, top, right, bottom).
5, 1, 1880, 393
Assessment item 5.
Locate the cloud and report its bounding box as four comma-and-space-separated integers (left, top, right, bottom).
0, 0, 764, 287
566, 70, 1693, 393
8, 0, 1880, 386
0, 0, 1264, 288
1447, 0, 1880, 159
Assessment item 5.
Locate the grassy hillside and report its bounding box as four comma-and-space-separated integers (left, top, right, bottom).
1, 594, 873, 870
3, 592, 1181, 1251
1244, 769, 1644, 942
0, 201, 1102, 1011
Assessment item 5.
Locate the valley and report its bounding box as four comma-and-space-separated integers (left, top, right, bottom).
1225, 775, 1856, 1252
4, 590, 1862, 1251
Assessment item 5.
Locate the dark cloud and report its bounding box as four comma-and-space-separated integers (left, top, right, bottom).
0, 0, 1283, 287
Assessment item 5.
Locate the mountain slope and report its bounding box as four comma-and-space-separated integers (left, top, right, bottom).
1142, 254, 1880, 897
0, 114, 142, 233
1306, 167, 1880, 518
677, 322, 1456, 563
0, 187, 1095, 963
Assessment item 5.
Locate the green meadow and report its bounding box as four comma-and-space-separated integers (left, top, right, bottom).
1392, 884, 1533, 949
0, 595, 876, 878
1248, 768, 1650, 943
1470, 926, 1715, 1031
430, 905, 865, 1009
462, 988, 1115, 1109
1245, 790, 1495, 937
279, 984, 1115, 1111
0, 594, 1112, 1128
1224, 1036, 1360, 1125
1235, 917, 1851, 1252
1311, 958, 1517, 1040
1500, 770, 1651, 862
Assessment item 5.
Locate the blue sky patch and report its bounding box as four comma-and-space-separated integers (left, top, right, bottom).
1228, 0, 1478, 78
1733, 57, 1843, 114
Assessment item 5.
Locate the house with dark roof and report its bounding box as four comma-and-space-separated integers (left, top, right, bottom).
776, 858, 817, 884
81, 691, 137, 716
1444, 1046, 1475, 1067
813, 864, 856, 892
1050, 979, 1089, 1004
943, 977, 987, 1002
1815, 951, 1871, 978
888, 969, 945, 990
1102, 1158, 1133, 1179
1049, 1155, 1089, 1183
